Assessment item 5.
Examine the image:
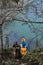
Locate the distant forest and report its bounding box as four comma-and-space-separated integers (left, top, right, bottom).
0, 0, 20, 8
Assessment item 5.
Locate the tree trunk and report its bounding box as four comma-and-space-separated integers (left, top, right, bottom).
0, 24, 3, 64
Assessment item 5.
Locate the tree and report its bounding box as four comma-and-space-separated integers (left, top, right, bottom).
12, 0, 20, 4
5, 35, 9, 48
1, 0, 20, 8
2, 0, 7, 8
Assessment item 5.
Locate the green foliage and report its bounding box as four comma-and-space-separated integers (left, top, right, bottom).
2, 48, 15, 60
2, 59, 15, 65
21, 48, 43, 65
2, 48, 43, 65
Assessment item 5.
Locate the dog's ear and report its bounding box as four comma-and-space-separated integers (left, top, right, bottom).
13, 44, 15, 47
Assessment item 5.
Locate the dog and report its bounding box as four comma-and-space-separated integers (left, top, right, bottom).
13, 42, 22, 59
